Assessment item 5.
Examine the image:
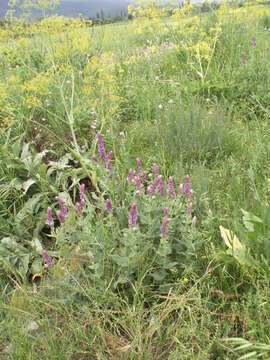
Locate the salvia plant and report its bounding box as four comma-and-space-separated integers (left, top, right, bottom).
0, 132, 211, 293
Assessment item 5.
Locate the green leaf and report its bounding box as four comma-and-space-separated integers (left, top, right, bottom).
23, 178, 36, 195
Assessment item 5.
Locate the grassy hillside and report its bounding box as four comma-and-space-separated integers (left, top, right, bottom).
1, 2, 270, 359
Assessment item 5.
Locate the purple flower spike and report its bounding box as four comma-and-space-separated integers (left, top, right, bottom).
163, 207, 169, 215
106, 198, 112, 212
56, 196, 67, 216
75, 202, 83, 216
128, 169, 136, 182
136, 157, 141, 174
160, 217, 170, 237
42, 249, 52, 268
184, 175, 193, 198
106, 150, 113, 162
158, 175, 166, 196
178, 183, 184, 196
147, 185, 154, 195
97, 132, 106, 161
135, 176, 142, 190
152, 163, 159, 174
46, 207, 54, 228
252, 37, 256, 48
129, 202, 137, 229
57, 210, 66, 224
187, 202, 193, 214
168, 176, 175, 198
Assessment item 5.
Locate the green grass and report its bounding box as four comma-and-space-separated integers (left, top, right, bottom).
1, 2, 270, 359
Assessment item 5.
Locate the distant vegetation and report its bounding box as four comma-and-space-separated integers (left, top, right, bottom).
0, 0, 129, 19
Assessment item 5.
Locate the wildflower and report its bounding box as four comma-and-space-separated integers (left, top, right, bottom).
106, 198, 112, 212
57, 210, 66, 224
135, 176, 142, 190
128, 169, 136, 182
136, 157, 141, 174
158, 104, 163, 110
252, 37, 256, 48
75, 202, 83, 216
56, 196, 67, 223
163, 207, 169, 215
56, 196, 67, 214
147, 184, 154, 195
160, 217, 170, 237
168, 176, 175, 198
119, 131, 125, 137
178, 183, 184, 196
97, 132, 106, 161
187, 202, 193, 214
92, 154, 98, 163
46, 207, 54, 228
158, 175, 166, 196
152, 163, 159, 174
184, 175, 193, 198
42, 250, 52, 268
129, 202, 137, 229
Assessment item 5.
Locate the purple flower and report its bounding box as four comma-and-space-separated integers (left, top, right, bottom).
106, 198, 112, 212
129, 202, 137, 229
75, 202, 83, 216
136, 157, 141, 174
160, 217, 170, 237
128, 169, 136, 182
168, 176, 175, 198
42, 249, 52, 268
106, 150, 113, 162
152, 163, 159, 174
184, 175, 193, 198
57, 210, 66, 224
252, 37, 256, 48
56, 196, 67, 222
147, 184, 154, 195
158, 175, 166, 196
187, 202, 193, 214
92, 154, 98, 163
55, 196, 67, 215
46, 207, 54, 228
163, 207, 169, 215
135, 176, 142, 190
178, 183, 184, 196
97, 132, 106, 161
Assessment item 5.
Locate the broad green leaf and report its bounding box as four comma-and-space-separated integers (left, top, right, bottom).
23, 178, 36, 194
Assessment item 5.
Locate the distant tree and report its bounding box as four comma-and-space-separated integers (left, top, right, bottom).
96, 11, 100, 19
100, 8, 104, 21
8, 0, 60, 19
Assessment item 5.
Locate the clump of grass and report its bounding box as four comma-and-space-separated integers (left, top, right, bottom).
158, 100, 237, 165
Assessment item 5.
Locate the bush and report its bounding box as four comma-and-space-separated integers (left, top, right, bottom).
0, 133, 212, 294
